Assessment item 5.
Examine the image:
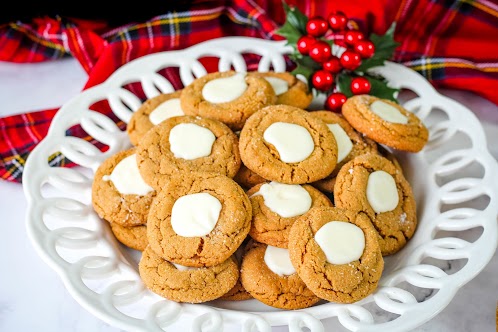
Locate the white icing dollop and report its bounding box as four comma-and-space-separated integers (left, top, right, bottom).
172, 263, 196, 271
253, 181, 312, 218
264, 245, 296, 276
169, 123, 216, 160
366, 170, 399, 213
370, 100, 408, 124
264, 77, 289, 95
314, 221, 365, 265
327, 123, 353, 163
202, 73, 247, 103
263, 122, 314, 163
171, 192, 222, 237
149, 98, 184, 125
104, 154, 153, 196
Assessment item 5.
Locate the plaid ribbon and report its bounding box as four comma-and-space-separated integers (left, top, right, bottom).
1, 0, 497, 183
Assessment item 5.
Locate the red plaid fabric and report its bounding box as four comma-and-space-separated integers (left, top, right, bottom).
1, 0, 497, 183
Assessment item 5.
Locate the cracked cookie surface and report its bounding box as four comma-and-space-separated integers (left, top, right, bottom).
147, 172, 252, 267
180, 71, 277, 131
127, 90, 183, 146
247, 71, 313, 109
240, 240, 321, 309
136, 115, 241, 190
92, 147, 156, 227
239, 105, 338, 184
342, 95, 429, 152
288, 206, 384, 303
110, 223, 148, 251
247, 182, 333, 248
139, 245, 239, 303
333, 153, 417, 256
310, 110, 378, 193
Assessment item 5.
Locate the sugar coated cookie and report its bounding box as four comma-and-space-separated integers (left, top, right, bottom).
288, 206, 384, 303
92, 147, 155, 227
247, 71, 313, 109
147, 172, 252, 267
333, 153, 417, 255
310, 110, 378, 193
342, 95, 429, 152
137, 115, 241, 190
110, 223, 148, 251
127, 90, 184, 146
240, 240, 321, 309
139, 245, 239, 303
180, 71, 277, 130
239, 105, 338, 184
247, 181, 333, 248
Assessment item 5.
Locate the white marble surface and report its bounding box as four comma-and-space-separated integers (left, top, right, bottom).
0, 58, 497, 332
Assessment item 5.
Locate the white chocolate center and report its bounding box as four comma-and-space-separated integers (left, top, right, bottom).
263, 122, 314, 163
314, 221, 365, 265
171, 192, 222, 237
370, 100, 408, 124
264, 245, 296, 276
172, 263, 196, 271
366, 170, 399, 213
253, 181, 312, 218
149, 98, 184, 125
202, 73, 247, 103
104, 154, 153, 196
327, 123, 353, 163
169, 123, 216, 160
264, 77, 289, 95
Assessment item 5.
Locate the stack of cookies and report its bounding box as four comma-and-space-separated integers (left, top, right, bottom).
91, 70, 428, 308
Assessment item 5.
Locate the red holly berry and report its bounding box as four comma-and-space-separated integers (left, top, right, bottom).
340, 50, 362, 70
350, 77, 371, 94
325, 92, 347, 112
297, 35, 318, 55
344, 30, 364, 46
312, 70, 335, 91
309, 41, 332, 63
306, 17, 329, 37
322, 56, 342, 74
327, 11, 348, 31
354, 40, 375, 58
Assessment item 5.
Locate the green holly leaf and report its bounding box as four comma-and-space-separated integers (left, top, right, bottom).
275, 21, 302, 46
356, 22, 400, 73
337, 73, 353, 97
368, 75, 399, 101
290, 54, 322, 87
281, 0, 308, 35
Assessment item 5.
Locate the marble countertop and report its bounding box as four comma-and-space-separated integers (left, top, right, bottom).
0, 58, 497, 332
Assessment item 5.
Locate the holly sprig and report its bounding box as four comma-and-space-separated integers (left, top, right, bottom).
275, 1, 401, 111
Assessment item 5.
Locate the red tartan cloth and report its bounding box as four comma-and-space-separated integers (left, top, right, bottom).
1, 0, 498, 183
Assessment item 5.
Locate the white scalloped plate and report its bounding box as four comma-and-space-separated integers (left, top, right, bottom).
23, 36, 498, 332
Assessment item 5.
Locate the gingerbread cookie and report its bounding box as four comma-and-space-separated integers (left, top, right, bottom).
247, 71, 313, 109
288, 206, 384, 303
333, 153, 417, 256
239, 105, 338, 184
219, 240, 253, 301
310, 110, 378, 193
92, 147, 155, 227
139, 245, 239, 303
110, 223, 148, 251
127, 90, 184, 146
180, 71, 277, 130
137, 115, 241, 190
233, 162, 267, 190
240, 240, 321, 309
342, 95, 429, 152
147, 172, 252, 267
247, 181, 333, 248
